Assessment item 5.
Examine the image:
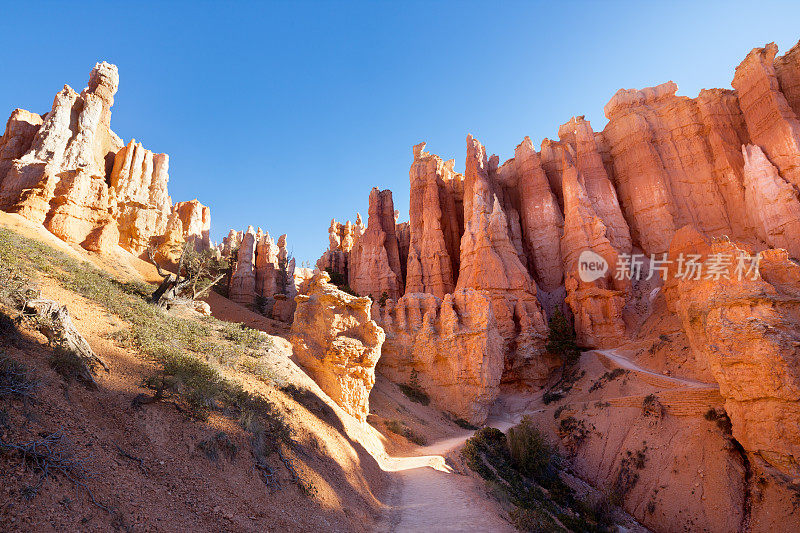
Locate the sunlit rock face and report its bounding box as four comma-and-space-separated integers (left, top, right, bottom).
291, 271, 384, 422
312, 39, 800, 424
225, 225, 296, 320
0, 62, 208, 255
666, 226, 800, 478
375, 289, 503, 425
405, 142, 463, 299
348, 187, 405, 301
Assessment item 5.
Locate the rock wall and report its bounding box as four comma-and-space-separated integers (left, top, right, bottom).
375, 289, 503, 424
405, 142, 463, 298
225, 225, 298, 321
314, 39, 800, 424
666, 227, 800, 479
154, 199, 212, 262
291, 271, 384, 422
0, 62, 209, 257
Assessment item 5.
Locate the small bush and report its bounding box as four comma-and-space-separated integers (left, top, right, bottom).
221, 322, 265, 349
509, 504, 560, 532
704, 408, 733, 434
384, 420, 427, 445
197, 431, 238, 463
557, 416, 591, 450
449, 415, 479, 430
0, 354, 38, 401
48, 346, 92, 385
546, 308, 580, 367
378, 291, 389, 308
610, 444, 648, 505
589, 368, 627, 393
642, 394, 663, 418
325, 268, 359, 296
398, 369, 430, 406
507, 416, 556, 481
542, 390, 563, 405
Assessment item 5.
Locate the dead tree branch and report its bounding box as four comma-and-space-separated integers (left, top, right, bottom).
23, 299, 108, 387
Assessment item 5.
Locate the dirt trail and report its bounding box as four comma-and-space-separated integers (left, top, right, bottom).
380, 349, 719, 531
593, 349, 717, 389
380, 425, 517, 533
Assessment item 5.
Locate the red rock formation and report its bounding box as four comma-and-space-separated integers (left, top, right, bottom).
311, 39, 800, 413
224, 225, 296, 320
405, 142, 463, 298
221, 229, 242, 258
316, 219, 351, 278
742, 144, 800, 258
510, 136, 564, 292
375, 289, 503, 424
733, 43, 800, 189
602, 82, 745, 254
349, 188, 404, 299
0, 62, 209, 257
667, 227, 800, 477
229, 226, 257, 306
559, 151, 628, 347
456, 135, 551, 383
291, 271, 384, 422
775, 40, 800, 118
0, 109, 42, 183
155, 199, 211, 262
109, 139, 172, 255
558, 117, 631, 254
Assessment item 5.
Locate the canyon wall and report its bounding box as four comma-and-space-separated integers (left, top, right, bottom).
0, 62, 209, 258
316, 40, 800, 426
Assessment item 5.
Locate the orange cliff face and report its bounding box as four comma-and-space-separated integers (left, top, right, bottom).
0, 62, 209, 258
315, 39, 800, 430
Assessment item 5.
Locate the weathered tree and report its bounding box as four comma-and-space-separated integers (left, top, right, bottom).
148, 242, 224, 310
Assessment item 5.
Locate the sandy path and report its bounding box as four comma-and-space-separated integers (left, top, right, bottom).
381, 428, 517, 533
380, 414, 528, 532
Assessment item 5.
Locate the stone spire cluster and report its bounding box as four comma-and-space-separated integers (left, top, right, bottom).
316, 39, 800, 425
0, 62, 210, 258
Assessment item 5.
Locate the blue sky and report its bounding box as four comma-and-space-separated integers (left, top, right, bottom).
1, 1, 799, 264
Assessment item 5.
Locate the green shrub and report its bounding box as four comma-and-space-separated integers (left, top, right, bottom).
398, 369, 430, 405
507, 416, 555, 480
0, 353, 37, 400
546, 309, 580, 367
542, 390, 563, 405
221, 322, 266, 349
449, 415, 479, 430
509, 504, 561, 532
589, 368, 627, 393
197, 431, 238, 463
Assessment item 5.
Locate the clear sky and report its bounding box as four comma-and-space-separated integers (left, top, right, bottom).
1, 1, 799, 264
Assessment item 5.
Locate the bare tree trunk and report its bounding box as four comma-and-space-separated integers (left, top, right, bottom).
24, 299, 109, 387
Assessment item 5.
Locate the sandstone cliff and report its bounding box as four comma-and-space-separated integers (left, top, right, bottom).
666, 227, 800, 479
0, 62, 209, 257
375, 289, 503, 424
313, 38, 800, 433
